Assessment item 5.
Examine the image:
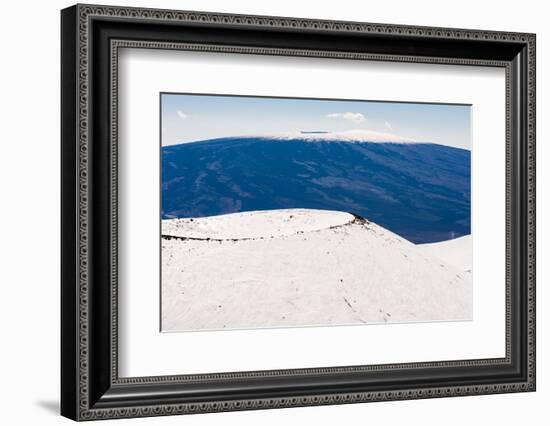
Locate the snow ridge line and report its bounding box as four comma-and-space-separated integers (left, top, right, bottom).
161, 213, 370, 243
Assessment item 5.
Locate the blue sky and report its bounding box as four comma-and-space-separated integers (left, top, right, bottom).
161, 93, 471, 149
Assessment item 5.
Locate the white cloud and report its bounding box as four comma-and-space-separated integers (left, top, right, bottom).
384, 121, 393, 131
177, 111, 188, 120
327, 112, 366, 124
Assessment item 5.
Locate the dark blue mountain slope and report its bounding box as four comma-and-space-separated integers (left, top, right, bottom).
162, 137, 470, 243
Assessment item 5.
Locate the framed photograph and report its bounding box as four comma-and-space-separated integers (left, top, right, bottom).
61, 4, 536, 421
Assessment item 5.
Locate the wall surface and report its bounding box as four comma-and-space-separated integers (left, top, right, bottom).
0, 0, 547, 424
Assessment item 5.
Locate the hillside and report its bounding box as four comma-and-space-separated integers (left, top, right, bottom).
162, 136, 470, 243
161, 209, 472, 332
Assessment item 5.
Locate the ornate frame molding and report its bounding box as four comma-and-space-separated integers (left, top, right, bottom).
61, 4, 536, 421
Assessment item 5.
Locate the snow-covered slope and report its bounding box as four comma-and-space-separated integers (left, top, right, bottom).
161, 209, 472, 332
417, 235, 472, 272
251, 129, 418, 143
162, 209, 352, 240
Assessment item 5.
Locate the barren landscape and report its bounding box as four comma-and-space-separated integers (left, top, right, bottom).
161, 209, 472, 332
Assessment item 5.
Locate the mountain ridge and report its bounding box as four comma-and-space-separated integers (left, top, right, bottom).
162, 209, 472, 332
162, 136, 470, 243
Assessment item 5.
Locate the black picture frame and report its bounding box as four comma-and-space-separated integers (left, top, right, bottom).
61, 4, 536, 421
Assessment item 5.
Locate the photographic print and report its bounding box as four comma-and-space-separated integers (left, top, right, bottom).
160, 93, 472, 332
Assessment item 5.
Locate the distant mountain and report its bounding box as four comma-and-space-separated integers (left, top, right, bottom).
161, 136, 470, 243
